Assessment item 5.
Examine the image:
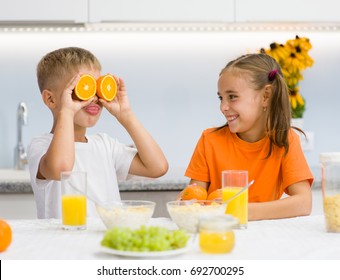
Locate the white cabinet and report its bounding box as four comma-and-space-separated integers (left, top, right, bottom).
235, 0, 340, 22
88, 0, 234, 23
0, 0, 88, 23
1, 0, 339, 26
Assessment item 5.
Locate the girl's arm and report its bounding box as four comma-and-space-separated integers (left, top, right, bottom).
188, 179, 209, 190
248, 180, 312, 220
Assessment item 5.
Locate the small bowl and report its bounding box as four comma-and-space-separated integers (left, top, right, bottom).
96, 200, 155, 230
166, 200, 228, 233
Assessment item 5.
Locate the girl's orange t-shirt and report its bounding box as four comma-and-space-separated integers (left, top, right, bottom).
185, 126, 314, 202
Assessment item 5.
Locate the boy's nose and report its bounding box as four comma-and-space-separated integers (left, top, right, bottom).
92, 95, 99, 103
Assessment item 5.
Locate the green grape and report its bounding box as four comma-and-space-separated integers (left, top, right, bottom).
101, 226, 190, 252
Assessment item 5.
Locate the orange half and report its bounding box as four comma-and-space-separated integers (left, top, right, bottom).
74, 74, 97, 101
97, 74, 117, 101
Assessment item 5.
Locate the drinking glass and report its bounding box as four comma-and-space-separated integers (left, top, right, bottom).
222, 170, 248, 229
61, 171, 87, 230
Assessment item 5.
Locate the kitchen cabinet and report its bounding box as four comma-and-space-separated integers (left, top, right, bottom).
0, 0, 88, 23
0, 191, 177, 219
235, 0, 340, 22
1, 0, 339, 25
88, 0, 234, 23
0, 193, 36, 219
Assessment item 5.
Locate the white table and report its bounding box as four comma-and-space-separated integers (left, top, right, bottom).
1, 215, 340, 260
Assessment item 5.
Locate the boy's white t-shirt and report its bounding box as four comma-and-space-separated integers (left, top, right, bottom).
27, 133, 137, 219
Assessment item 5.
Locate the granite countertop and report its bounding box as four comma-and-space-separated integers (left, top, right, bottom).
0, 169, 32, 193
0, 168, 189, 194
0, 168, 320, 194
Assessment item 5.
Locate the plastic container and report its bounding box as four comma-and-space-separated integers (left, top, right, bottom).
319, 153, 340, 233
199, 215, 238, 254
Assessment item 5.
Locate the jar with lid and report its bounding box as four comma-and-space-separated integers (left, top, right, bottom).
319, 152, 340, 232
198, 214, 238, 254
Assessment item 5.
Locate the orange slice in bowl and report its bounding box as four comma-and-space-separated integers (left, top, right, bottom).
74, 74, 97, 101
97, 74, 117, 101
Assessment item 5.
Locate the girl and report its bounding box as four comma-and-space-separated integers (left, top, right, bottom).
185, 53, 313, 220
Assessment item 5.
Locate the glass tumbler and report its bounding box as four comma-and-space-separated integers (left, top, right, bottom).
222, 170, 248, 229
61, 171, 87, 230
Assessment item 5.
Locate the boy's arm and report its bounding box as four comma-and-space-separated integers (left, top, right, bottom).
100, 77, 168, 178
248, 180, 312, 220
38, 74, 94, 180
120, 111, 168, 178
38, 109, 75, 180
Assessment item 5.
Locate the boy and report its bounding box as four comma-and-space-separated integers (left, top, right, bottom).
27, 47, 168, 218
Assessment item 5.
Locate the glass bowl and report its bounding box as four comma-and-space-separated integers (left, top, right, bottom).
96, 200, 155, 230
166, 200, 228, 233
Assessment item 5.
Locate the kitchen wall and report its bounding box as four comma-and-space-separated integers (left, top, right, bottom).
1, 28, 340, 180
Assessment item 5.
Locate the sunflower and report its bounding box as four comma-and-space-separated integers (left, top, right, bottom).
261, 35, 313, 118
287, 36, 312, 53
289, 89, 306, 118
290, 89, 304, 108
284, 36, 314, 72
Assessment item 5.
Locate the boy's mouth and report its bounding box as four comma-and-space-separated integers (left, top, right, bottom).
84, 104, 101, 115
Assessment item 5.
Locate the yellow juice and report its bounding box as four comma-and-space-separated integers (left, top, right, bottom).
222, 187, 248, 226
62, 195, 87, 226
199, 230, 235, 254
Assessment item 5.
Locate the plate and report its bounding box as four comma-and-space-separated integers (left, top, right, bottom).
100, 243, 193, 258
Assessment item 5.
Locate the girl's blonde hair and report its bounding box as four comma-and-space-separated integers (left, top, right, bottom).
220, 53, 293, 157
37, 47, 101, 93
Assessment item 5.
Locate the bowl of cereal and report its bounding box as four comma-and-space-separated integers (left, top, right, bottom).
167, 200, 231, 233
96, 200, 155, 230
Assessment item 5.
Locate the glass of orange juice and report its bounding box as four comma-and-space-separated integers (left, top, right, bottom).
61, 171, 87, 230
222, 170, 248, 229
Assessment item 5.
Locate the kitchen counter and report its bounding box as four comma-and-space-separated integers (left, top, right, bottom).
0, 169, 32, 193
0, 166, 324, 220
0, 168, 190, 219
0, 179, 189, 193
0, 168, 189, 193
0, 168, 321, 194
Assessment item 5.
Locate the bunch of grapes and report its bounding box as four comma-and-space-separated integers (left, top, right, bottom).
101, 226, 190, 252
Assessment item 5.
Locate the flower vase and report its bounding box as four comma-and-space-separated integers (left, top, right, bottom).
291, 118, 304, 130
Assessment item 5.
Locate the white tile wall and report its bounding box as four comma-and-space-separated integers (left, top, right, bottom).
0, 30, 340, 178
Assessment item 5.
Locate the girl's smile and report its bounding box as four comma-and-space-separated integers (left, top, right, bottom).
226, 114, 239, 123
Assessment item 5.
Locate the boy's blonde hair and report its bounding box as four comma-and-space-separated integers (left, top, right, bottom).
37, 47, 101, 93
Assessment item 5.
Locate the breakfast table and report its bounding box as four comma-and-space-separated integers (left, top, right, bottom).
1, 214, 340, 260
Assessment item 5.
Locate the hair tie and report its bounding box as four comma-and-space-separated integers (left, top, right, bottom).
268, 69, 278, 81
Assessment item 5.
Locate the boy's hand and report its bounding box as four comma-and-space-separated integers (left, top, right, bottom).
99, 76, 131, 121
60, 74, 96, 114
